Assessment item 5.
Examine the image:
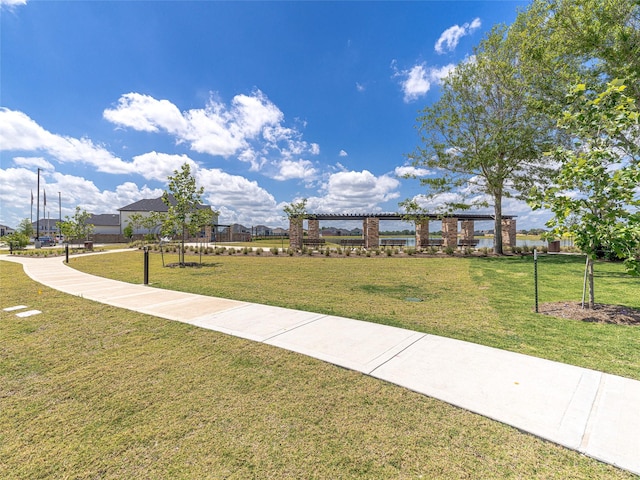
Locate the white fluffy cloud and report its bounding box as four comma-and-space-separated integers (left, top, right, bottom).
13, 156, 55, 171
103, 90, 318, 168
0, 0, 27, 7
394, 165, 433, 178
195, 167, 282, 225
308, 170, 400, 212
392, 62, 456, 103
435, 17, 481, 54
0, 108, 132, 174
272, 159, 318, 181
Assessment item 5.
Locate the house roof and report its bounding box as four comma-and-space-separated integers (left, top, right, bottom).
119, 195, 212, 213
88, 214, 120, 226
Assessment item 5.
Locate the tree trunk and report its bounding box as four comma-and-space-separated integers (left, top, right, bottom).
588, 257, 595, 309
493, 192, 503, 255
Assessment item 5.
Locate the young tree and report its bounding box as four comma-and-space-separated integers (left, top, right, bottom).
57, 207, 94, 246
162, 163, 215, 266
529, 81, 640, 307
17, 218, 34, 239
404, 26, 556, 254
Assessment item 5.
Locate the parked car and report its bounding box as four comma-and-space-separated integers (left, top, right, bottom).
38, 236, 54, 246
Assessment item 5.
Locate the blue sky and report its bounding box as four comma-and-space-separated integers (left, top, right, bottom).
1, 0, 549, 231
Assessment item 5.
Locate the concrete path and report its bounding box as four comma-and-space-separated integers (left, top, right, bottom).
3, 253, 639, 476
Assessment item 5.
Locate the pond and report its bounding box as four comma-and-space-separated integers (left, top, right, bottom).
381, 237, 573, 248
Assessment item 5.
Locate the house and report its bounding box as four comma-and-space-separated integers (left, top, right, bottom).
31, 218, 62, 238
253, 224, 272, 236
0, 225, 15, 237
88, 214, 121, 235
118, 195, 219, 239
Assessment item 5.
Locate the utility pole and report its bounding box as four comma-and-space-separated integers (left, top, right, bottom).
58, 192, 62, 243
36, 168, 41, 244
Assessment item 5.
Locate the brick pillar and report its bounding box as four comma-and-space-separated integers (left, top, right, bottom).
204, 225, 212, 242
415, 220, 430, 248
442, 217, 458, 248
308, 219, 320, 240
501, 218, 516, 248
364, 217, 379, 249
289, 217, 303, 249
461, 220, 474, 244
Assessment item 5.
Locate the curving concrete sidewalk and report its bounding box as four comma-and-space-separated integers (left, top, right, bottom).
3, 253, 640, 476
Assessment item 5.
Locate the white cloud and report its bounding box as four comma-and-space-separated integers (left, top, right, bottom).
12, 156, 55, 171
392, 61, 456, 103
356, 82, 365, 92
400, 64, 431, 102
308, 170, 400, 212
104, 90, 318, 166
0, 0, 27, 8
435, 17, 481, 54
339, 150, 348, 157
195, 167, 282, 225
395, 165, 432, 177
272, 159, 318, 181
0, 108, 131, 174
130, 152, 197, 182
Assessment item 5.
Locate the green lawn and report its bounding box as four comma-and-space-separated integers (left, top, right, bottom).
1, 259, 636, 479
69, 250, 640, 380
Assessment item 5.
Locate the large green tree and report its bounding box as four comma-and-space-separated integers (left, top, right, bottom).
529, 81, 640, 307
404, 26, 556, 254
162, 163, 215, 266
511, 0, 640, 111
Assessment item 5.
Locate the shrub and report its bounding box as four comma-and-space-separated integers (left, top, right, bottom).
255, 248, 263, 256
287, 248, 295, 256
325, 248, 330, 256
444, 246, 455, 256
386, 248, 393, 257
271, 247, 279, 255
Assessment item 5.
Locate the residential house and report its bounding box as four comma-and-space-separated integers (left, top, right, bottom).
118, 195, 219, 240
88, 214, 121, 235
0, 225, 15, 237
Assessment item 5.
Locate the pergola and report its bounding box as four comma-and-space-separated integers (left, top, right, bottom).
289, 213, 516, 249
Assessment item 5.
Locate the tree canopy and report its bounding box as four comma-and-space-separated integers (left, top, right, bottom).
529, 81, 640, 305
403, 26, 556, 254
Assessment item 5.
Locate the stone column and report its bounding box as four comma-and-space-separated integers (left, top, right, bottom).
461, 220, 475, 245
442, 217, 458, 248
364, 217, 379, 249
308, 219, 320, 240
501, 218, 517, 248
204, 225, 212, 242
289, 217, 303, 249
415, 220, 430, 248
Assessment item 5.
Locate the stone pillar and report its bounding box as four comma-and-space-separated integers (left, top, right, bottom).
415, 220, 430, 248
204, 225, 212, 242
461, 220, 475, 245
289, 217, 303, 249
442, 217, 458, 248
308, 219, 320, 240
364, 217, 379, 249
501, 218, 516, 248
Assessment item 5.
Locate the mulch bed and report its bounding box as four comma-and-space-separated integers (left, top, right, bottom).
538, 302, 640, 325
